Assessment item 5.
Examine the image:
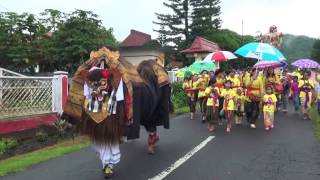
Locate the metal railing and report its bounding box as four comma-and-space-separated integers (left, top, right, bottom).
0, 76, 55, 120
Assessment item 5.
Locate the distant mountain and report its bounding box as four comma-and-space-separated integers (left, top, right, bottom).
281, 34, 317, 63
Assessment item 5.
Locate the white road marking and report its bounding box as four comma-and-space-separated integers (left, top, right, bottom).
148, 136, 215, 180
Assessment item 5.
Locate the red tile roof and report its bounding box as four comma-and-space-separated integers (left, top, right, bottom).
181, 36, 220, 53
120, 30, 151, 47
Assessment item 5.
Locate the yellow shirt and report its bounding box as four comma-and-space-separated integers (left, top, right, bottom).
227, 76, 241, 89
195, 78, 207, 98
205, 87, 219, 107
220, 89, 236, 110
246, 77, 264, 97
265, 75, 280, 85
298, 79, 314, 99
292, 71, 303, 80
263, 94, 277, 112
243, 72, 251, 86
215, 78, 225, 94
235, 94, 248, 105
183, 80, 197, 98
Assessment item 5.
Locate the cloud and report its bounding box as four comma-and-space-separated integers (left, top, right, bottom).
0, 0, 319, 40
221, 0, 320, 38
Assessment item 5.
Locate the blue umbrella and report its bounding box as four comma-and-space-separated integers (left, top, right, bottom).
234, 42, 286, 61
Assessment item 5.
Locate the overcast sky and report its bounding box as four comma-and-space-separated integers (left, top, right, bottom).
1, 0, 319, 41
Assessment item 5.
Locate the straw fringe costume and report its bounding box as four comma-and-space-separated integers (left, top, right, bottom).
64, 47, 171, 177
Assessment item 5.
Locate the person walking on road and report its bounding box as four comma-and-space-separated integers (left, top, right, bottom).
245, 69, 264, 129
205, 78, 220, 132
299, 70, 315, 119
183, 75, 197, 120
263, 85, 277, 131
220, 80, 236, 132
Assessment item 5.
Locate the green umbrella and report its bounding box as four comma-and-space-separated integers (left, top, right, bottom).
188, 61, 215, 74
175, 67, 188, 78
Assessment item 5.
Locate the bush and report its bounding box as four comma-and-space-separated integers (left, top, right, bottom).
36, 131, 49, 142
0, 138, 18, 155
171, 82, 188, 109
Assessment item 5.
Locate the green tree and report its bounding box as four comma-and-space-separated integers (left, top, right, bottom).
153, 0, 191, 49
0, 12, 46, 73
40, 9, 64, 32
311, 39, 320, 63
190, 0, 221, 38
52, 10, 118, 73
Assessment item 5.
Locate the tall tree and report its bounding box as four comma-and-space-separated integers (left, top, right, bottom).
311, 39, 320, 63
190, 0, 221, 38
39, 9, 64, 32
153, 0, 190, 49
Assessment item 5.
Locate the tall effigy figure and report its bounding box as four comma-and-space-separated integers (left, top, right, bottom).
263, 25, 284, 49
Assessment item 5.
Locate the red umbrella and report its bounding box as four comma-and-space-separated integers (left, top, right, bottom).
203, 51, 238, 62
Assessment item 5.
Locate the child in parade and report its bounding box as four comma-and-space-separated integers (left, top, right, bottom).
205, 78, 220, 132
195, 71, 209, 123
279, 75, 290, 113
183, 76, 196, 120
290, 76, 300, 112
215, 69, 225, 125
263, 86, 277, 131
234, 88, 247, 125
298, 70, 315, 120
227, 70, 241, 90
220, 80, 236, 132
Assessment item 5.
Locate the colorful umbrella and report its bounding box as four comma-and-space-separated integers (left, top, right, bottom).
188, 61, 215, 74
291, 59, 319, 69
234, 42, 286, 61
203, 51, 238, 62
253, 60, 287, 69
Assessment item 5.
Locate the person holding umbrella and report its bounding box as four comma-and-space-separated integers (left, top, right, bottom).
245, 69, 265, 129
298, 70, 316, 119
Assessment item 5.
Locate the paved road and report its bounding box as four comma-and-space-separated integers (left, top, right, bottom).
3, 107, 320, 180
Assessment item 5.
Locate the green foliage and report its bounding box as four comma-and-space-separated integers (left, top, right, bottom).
0, 138, 18, 155
35, 130, 49, 142
154, 0, 221, 50
0, 9, 118, 74
190, 0, 221, 38
311, 106, 320, 141
171, 82, 188, 109
154, 0, 191, 48
281, 34, 316, 63
311, 39, 320, 63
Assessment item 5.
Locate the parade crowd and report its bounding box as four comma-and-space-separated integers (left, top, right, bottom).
183, 68, 320, 132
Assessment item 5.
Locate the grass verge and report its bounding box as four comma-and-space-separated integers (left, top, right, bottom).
0, 136, 90, 177
310, 106, 320, 141
174, 106, 189, 115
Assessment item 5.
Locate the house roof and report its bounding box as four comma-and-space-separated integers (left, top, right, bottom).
181, 36, 220, 53
120, 30, 151, 47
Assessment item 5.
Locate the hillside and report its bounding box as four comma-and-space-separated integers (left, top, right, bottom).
281, 34, 317, 63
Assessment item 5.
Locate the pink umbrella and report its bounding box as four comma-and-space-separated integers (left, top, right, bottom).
253, 61, 287, 69
204, 51, 238, 62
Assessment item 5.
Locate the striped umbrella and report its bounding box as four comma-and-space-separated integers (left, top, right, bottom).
234, 42, 286, 61
254, 60, 287, 69
203, 51, 237, 62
